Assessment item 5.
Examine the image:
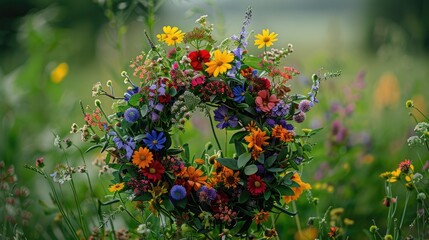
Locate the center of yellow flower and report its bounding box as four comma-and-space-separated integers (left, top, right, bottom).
263, 37, 271, 43
216, 60, 224, 67
171, 36, 178, 41
254, 181, 261, 187
140, 155, 146, 161
149, 168, 156, 174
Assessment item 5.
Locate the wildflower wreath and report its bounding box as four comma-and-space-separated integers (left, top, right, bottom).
74, 8, 338, 239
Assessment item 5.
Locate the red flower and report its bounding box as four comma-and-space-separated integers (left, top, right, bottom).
247, 174, 266, 196
255, 90, 278, 112
188, 50, 210, 71
142, 161, 165, 181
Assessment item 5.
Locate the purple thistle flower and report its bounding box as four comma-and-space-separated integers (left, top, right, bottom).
213, 105, 238, 129
124, 107, 140, 123
143, 130, 166, 151
298, 100, 312, 113
293, 111, 306, 123
170, 185, 186, 200
124, 87, 140, 102
232, 85, 245, 103
198, 186, 216, 204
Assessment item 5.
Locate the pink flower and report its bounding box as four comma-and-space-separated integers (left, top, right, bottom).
191, 75, 205, 88
255, 90, 278, 112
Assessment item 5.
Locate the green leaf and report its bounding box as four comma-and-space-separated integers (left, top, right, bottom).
265, 154, 277, 168
239, 190, 250, 203
163, 199, 175, 211
140, 105, 149, 117
243, 56, 263, 70
276, 147, 288, 162
303, 143, 313, 152
134, 134, 146, 142
267, 167, 284, 173
237, 152, 252, 168
277, 185, 294, 196
289, 157, 299, 171
167, 148, 183, 155
85, 144, 102, 153
236, 103, 249, 109
229, 131, 248, 144
169, 87, 177, 97
264, 190, 271, 200
234, 141, 246, 156
257, 153, 265, 164
217, 158, 239, 170
182, 143, 190, 162
129, 94, 143, 107
244, 164, 258, 175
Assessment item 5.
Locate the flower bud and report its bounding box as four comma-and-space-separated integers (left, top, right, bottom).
405, 100, 414, 108
94, 99, 102, 107
312, 73, 319, 81
369, 225, 378, 233
417, 192, 426, 201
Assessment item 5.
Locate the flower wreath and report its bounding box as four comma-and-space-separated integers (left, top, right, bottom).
78, 7, 338, 239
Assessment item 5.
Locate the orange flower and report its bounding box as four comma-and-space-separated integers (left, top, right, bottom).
132, 147, 154, 169
244, 128, 270, 159
272, 125, 293, 142
221, 168, 240, 188
253, 210, 270, 225
283, 173, 311, 204
245, 121, 257, 132
178, 166, 208, 191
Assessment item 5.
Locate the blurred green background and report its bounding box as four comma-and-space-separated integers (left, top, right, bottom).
1, 0, 429, 239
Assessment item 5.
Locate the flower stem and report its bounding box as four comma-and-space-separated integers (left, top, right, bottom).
207, 109, 223, 156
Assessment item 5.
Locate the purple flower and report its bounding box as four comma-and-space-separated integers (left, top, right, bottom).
198, 186, 216, 204
298, 100, 312, 113
279, 119, 294, 131
124, 87, 140, 102
293, 112, 306, 123
170, 185, 186, 200
232, 85, 245, 103
266, 118, 275, 127
112, 134, 136, 160
143, 130, 166, 151
271, 100, 290, 117
213, 105, 238, 129
124, 107, 140, 123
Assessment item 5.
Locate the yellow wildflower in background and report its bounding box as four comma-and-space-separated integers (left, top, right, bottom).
373, 72, 400, 109
157, 26, 185, 46
108, 182, 124, 192
254, 29, 278, 49
50, 62, 68, 84
205, 49, 234, 77
294, 227, 317, 240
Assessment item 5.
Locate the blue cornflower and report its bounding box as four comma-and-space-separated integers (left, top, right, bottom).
124, 107, 140, 123
170, 185, 187, 200
213, 105, 238, 129
143, 130, 166, 151
124, 87, 140, 102
232, 85, 246, 103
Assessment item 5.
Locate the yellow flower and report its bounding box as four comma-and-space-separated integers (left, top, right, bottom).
108, 182, 125, 192
51, 62, 68, 83
254, 29, 278, 49
283, 173, 311, 204
157, 26, 184, 46
205, 49, 234, 77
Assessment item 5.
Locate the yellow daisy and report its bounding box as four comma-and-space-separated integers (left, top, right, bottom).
205, 49, 234, 77
254, 29, 278, 49
51, 62, 68, 84
156, 26, 185, 46
108, 182, 125, 192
